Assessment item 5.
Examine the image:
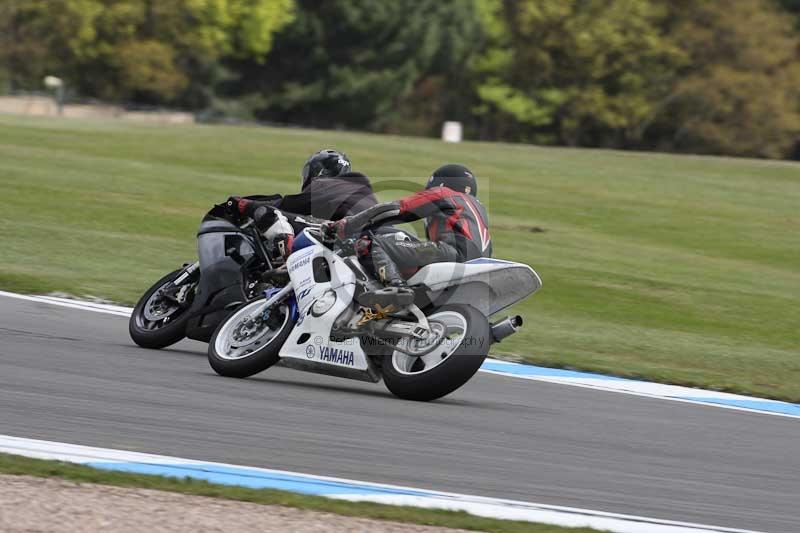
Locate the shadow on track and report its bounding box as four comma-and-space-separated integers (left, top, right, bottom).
127, 344, 486, 406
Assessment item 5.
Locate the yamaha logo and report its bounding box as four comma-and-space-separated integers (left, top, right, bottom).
318, 346, 355, 366
305, 345, 315, 359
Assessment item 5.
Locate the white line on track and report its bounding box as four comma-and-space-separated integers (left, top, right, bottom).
0, 435, 765, 533
0, 290, 131, 317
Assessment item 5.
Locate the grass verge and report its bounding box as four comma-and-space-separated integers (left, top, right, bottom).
0, 114, 798, 401
0, 452, 600, 533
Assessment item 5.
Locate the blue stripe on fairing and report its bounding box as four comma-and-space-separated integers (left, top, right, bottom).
677, 397, 800, 416
480, 360, 627, 381
85, 462, 434, 497
263, 289, 299, 322
288, 294, 299, 322
291, 231, 315, 252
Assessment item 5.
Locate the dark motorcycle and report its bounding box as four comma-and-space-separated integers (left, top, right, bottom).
129, 198, 289, 349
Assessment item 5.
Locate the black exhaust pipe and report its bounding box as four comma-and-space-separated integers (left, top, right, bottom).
491, 315, 523, 343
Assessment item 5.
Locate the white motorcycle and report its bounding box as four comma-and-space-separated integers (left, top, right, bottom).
207, 223, 542, 401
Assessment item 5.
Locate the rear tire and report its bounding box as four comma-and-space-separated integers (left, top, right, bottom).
382, 304, 490, 401
129, 269, 196, 349
207, 297, 293, 378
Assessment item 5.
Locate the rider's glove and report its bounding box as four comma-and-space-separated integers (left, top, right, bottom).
224, 195, 280, 233
225, 195, 252, 217
232, 196, 255, 215
224, 196, 241, 217
320, 219, 346, 241
222, 196, 242, 224
354, 236, 372, 257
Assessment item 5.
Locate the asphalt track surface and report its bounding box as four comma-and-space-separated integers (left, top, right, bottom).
1, 297, 798, 533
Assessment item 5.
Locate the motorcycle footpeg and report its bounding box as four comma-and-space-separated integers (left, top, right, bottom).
356, 287, 414, 309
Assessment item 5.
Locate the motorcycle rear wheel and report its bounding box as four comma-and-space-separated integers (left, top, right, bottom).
382, 304, 489, 401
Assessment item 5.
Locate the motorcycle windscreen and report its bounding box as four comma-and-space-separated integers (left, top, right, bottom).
196, 222, 256, 292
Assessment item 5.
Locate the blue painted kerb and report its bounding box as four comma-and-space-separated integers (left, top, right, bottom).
481, 361, 626, 380
87, 461, 434, 497
481, 361, 800, 416
676, 397, 800, 417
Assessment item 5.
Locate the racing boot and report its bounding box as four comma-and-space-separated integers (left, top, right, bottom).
357, 241, 414, 309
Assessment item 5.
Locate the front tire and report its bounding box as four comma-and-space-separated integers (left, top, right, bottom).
382, 304, 490, 401
129, 269, 196, 349
207, 297, 293, 378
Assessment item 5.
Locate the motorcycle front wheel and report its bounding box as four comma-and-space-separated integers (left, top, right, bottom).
129, 269, 197, 349
382, 304, 490, 401
207, 297, 293, 378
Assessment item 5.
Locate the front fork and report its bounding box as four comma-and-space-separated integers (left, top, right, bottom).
262, 283, 298, 324
158, 262, 200, 309
173, 261, 200, 286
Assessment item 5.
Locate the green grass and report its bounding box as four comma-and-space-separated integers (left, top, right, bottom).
1, 114, 798, 401
0, 453, 600, 533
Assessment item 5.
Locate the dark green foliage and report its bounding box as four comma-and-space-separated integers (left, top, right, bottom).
643, 0, 800, 158
0, 0, 294, 106
1, 0, 799, 158
472, 0, 685, 147
222, 0, 484, 132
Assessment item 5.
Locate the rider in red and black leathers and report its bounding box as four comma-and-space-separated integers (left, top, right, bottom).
329, 164, 491, 296
381, 183, 492, 264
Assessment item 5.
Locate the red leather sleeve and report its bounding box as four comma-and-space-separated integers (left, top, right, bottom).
399, 188, 462, 219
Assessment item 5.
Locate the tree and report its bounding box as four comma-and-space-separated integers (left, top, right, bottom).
647, 0, 800, 158
0, 0, 101, 93
0, 0, 294, 106
472, 0, 685, 146
224, 0, 485, 132
778, 0, 800, 27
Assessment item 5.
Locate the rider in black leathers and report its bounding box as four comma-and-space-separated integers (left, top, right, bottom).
248, 149, 378, 223
226, 149, 377, 260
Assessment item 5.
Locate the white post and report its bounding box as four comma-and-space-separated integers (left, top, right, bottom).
43, 76, 64, 115
441, 121, 463, 143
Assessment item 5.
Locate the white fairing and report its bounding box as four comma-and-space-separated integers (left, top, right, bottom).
279, 231, 376, 381
273, 230, 539, 382
406, 258, 542, 316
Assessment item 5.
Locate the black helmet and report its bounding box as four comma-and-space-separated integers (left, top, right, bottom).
301, 149, 351, 189
426, 164, 477, 196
